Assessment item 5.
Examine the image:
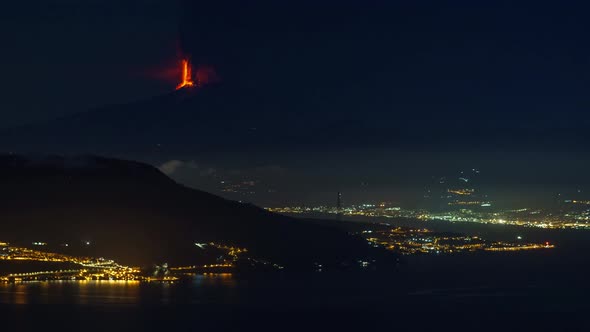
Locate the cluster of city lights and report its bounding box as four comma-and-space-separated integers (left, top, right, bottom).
266, 204, 590, 230
359, 227, 554, 255
0, 241, 255, 283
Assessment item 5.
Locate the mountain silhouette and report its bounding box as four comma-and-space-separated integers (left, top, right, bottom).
0, 83, 347, 158
2, 81, 589, 159
0, 154, 395, 270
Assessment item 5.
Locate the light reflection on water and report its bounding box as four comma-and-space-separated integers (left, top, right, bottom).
0, 274, 238, 305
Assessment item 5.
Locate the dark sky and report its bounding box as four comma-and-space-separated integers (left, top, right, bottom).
180, 1, 590, 131
3, 0, 589, 129
2, 0, 590, 207
0, 0, 179, 127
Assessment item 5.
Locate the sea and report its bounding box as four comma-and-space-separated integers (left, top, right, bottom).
1, 217, 590, 330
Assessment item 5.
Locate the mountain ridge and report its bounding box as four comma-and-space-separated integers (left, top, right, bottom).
0, 154, 396, 270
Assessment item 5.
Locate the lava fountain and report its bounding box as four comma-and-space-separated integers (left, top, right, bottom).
176, 59, 195, 90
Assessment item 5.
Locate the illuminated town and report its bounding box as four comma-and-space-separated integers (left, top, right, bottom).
358, 228, 554, 255
0, 241, 139, 282
266, 169, 590, 230
266, 203, 590, 230
0, 241, 257, 283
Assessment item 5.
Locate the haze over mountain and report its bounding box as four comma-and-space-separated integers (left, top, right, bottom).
2, 81, 590, 209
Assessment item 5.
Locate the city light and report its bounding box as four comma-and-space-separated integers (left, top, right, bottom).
266, 204, 590, 230
358, 227, 554, 255
0, 241, 258, 283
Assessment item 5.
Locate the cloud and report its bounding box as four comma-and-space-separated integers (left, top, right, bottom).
159, 160, 191, 175
159, 160, 215, 177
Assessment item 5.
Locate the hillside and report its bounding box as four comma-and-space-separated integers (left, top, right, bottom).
0, 154, 395, 270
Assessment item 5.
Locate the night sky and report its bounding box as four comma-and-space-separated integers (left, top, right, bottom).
2, 0, 590, 206
0, 0, 178, 126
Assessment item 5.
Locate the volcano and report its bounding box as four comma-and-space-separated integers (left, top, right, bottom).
0, 75, 329, 159
2, 61, 590, 160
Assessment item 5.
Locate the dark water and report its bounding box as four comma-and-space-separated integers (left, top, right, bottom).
2, 221, 590, 330
0, 250, 587, 309
2, 256, 588, 306
1, 263, 589, 330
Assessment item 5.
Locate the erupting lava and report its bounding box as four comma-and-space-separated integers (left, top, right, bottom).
176, 59, 195, 90
175, 58, 219, 90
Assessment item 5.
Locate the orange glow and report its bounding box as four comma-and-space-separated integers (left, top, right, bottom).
195, 66, 219, 87
176, 59, 195, 90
